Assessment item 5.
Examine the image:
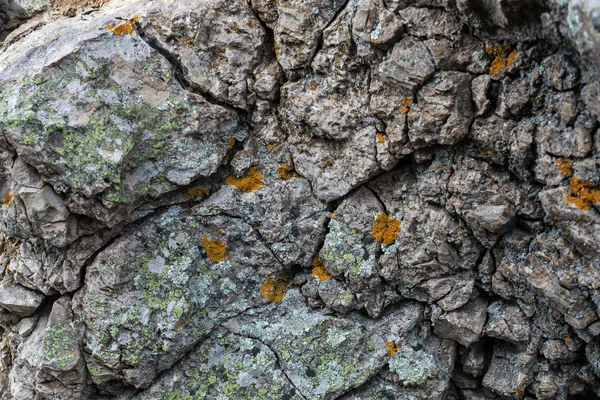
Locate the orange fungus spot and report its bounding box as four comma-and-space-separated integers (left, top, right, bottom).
277, 165, 299, 180
386, 342, 401, 356
226, 166, 264, 192
261, 275, 286, 303
566, 177, 600, 210
556, 158, 573, 177
371, 213, 401, 245
201, 234, 227, 262
182, 186, 209, 201
311, 256, 332, 281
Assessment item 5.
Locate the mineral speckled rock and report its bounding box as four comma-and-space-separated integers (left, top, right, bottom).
0, 0, 600, 399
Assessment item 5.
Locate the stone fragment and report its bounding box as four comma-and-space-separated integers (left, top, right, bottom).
447, 156, 521, 247
407, 72, 474, 148
139, 0, 266, 109
0, 279, 44, 316
542, 54, 579, 91
377, 36, 435, 95
259, 0, 346, 71
353, 0, 403, 53
9, 296, 88, 400
432, 296, 488, 347
482, 338, 540, 399
484, 301, 531, 343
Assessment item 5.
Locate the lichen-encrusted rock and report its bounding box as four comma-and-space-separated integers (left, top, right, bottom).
138, 0, 266, 110
9, 296, 88, 400
0, 0, 600, 398
76, 207, 285, 390
0, 23, 244, 228
134, 328, 302, 400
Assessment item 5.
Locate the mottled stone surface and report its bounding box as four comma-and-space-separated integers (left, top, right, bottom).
0, 0, 599, 399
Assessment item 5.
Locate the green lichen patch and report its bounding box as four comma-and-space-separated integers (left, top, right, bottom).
137, 329, 301, 400
80, 211, 283, 389
43, 324, 79, 370
388, 345, 438, 386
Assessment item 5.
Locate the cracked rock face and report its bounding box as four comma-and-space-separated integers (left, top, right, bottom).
0, 0, 600, 399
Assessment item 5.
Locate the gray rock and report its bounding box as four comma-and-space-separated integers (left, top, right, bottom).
432, 296, 488, 347
377, 36, 435, 95
0, 279, 44, 316
484, 301, 531, 343
407, 72, 473, 149
482, 338, 540, 399
0, 0, 599, 397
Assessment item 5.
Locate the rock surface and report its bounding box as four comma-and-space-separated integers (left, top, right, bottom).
0, 0, 599, 399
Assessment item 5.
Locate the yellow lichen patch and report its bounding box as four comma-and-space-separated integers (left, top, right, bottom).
201, 234, 227, 262
376, 133, 385, 144
261, 275, 287, 303
265, 143, 275, 151
311, 256, 332, 281
556, 158, 574, 177
133, 13, 140, 23
566, 177, 600, 210
3, 193, 12, 206
485, 45, 517, 78
228, 136, 236, 149
277, 165, 299, 180
371, 213, 401, 245
274, 41, 280, 59
182, 186, 209, 201
385, 342, 402, 356
107, 19, 135, 36
226, 166, 264, 192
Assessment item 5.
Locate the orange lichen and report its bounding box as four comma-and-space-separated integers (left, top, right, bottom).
311, 256, 332, 281
566, 177, 600, 210
307, 80, 320, 91
486, 45, 517, 77
107, 19, 135, 36
3, 194, 12, 206
385, 342, 402, 356
274, 41, 280, 60
261, 275, 287, 303
330, 211, 337, 218
513, 387, 524, 396
371, 213, 401, 245
563, 334, 571, 347
266, 143, 275, 151
182, 186, 209, 201
133, 14, 140, 23
277, 165, 299, 180
201, 234, 228, 262
226, 166, 264, 192
556, 158, 574, 177
228, 136, 236, 149
400, 97, 411, 114
376, 133, 385, 144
